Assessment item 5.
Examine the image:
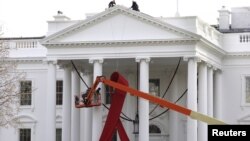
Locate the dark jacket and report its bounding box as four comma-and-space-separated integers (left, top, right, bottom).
131, 1, 139, 11
109, 1, 116, 8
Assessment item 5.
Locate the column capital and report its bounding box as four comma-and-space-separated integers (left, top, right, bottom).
44, 59, 57, 65
183, 56, 201, 62
206, 63, 212, 68
135, 57, 150, 63
89, 58, 104, 64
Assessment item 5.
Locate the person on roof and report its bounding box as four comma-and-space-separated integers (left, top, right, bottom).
108, 0, 116, 8
131, 1, 140, 11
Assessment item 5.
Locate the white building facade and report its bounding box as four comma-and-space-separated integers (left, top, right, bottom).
1, 5, 250, 141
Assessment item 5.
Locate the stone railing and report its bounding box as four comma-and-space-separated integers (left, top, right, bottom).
0, 38, 44, 49
239, 34, 250, 43
197, 19, 222, 47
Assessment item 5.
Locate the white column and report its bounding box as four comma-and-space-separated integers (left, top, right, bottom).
90, 58, 103, 141
198, 62, 207, 141
71, 70, 80, 141
125, 71, 137, 141
207, 66, 214, 117
169, 74, 179, 141
46, 61, 57, 141
80, 71, 92, 141
62, 66, 72, 141
136, 57, 150, 141
187, 57, 198, 141
214, 70, 222, 119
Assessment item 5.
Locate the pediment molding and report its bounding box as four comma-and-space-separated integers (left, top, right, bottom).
41, 5, 199, 45
43, 38, 198, 48
13, 114, 37, 123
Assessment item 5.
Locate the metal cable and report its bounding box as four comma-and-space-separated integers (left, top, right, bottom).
102, 103, 134, 122
149, 58, 181, 115
149, 89, 187, 120
71, 60, 90, 89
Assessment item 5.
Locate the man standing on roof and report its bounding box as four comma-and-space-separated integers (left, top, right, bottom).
131, 0, 140, 11
108, 0, 116, 8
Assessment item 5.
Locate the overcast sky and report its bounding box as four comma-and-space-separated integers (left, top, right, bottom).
1, 0, 250, 37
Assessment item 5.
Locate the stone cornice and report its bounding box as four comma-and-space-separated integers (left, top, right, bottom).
42, 38, 198, 48
226, 52, 250, 57
198, 36, 226, 56
5, 57, 45, 63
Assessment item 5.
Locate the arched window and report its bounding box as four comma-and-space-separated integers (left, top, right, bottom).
149, 124, 161, 134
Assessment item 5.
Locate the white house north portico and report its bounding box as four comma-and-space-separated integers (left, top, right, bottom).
1, 5, 250, 141
40, 5, 223, 141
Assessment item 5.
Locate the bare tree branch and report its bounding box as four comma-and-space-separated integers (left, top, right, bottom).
0, 42, 25, 128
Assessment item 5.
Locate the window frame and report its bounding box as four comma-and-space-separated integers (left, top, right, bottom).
19, 128, 32, 141
56, 80, 63, 106
241, 75, 250, 106
56, 128, 62, 141
20, 80, 33, 107
149, 78, 160, 97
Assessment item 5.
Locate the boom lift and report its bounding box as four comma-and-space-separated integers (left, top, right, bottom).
75, 72, 226, 141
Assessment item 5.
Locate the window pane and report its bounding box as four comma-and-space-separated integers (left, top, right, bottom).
56, 128, 62, 141
149, 79, 160, 97
149, 125, 161, 133
20, 129, 31, 141
246, 77, 250, 103
20, 81, 32, 105
56, 80, 63, 105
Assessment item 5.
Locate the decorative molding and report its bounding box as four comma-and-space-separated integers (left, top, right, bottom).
5, 57, 45, 63
41, 5, 199, 44
206, 63, 212, 68
89, 58, 104, 64
13, 114, 37, 123
42, 39, 198, 48
56, 114, 62, 123
13, 114, 37, 134
182, 56, 201, 62
44, 59, 57, 65
135, 57, 151, 63
227, 52, 250, 57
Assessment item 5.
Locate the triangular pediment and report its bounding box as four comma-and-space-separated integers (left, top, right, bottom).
42, 5, 198, 45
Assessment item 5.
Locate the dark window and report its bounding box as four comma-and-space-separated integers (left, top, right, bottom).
19, 129, 31, 141
56, 80, 63, 105
56, 128, 62, 141
149, 125, 161, 133
245, 77, 250, 103
20, 81, 32, 105
149, 79, 160, 97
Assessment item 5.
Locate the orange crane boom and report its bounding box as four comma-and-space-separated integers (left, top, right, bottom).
75, 72, 226, 125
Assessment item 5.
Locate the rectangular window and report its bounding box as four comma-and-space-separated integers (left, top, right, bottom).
56, 80, 63, 105
149, 79, 160, 97
20, 81, 32, 105
245, 77, 250, 103
19, 129, 31, 141
56, 128, 62, 141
